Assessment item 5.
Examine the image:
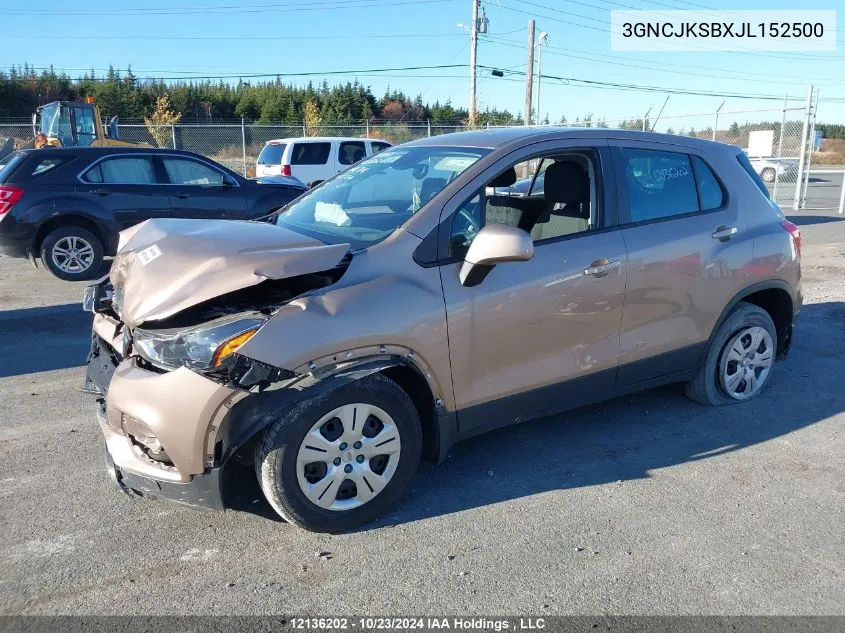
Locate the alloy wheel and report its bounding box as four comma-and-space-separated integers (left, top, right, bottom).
51, 236, 95, 274
719, 326, 774, 400
296, 403, 401, 511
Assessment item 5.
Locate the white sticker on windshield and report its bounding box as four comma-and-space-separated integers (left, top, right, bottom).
434, 156, 477, 172
137, 244, 162, 266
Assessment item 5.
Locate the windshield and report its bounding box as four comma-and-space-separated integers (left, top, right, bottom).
275, 145, 489, 248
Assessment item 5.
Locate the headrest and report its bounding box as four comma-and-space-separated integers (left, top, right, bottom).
419, 177, 447, 205
488, 167, 517, 188
543, 161, 590, 206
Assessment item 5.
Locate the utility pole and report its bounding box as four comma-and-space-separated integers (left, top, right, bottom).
524, 20, 535, 126
468, 0, 479, 127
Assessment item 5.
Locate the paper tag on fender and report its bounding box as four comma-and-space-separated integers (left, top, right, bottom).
137, 244, 162, 266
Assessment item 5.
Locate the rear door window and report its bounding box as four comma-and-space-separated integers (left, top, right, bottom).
83, 157, 157, 184
338, 141, 366, 166
161, 157, 226, 185
258, 143, 286, 165
291, 142, 330, 165
620, 148, 699, 222
371, 141, 391, 154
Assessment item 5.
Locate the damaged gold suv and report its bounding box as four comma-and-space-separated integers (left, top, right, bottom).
84, 128, 801, 532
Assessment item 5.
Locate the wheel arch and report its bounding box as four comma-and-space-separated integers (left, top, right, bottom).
219, 353, 452, 469
33, 213, 110, 256
709, 280, 795, 358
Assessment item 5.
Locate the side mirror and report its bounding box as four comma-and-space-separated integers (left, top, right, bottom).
459, 223, 533, 287
222, 174, 238, 187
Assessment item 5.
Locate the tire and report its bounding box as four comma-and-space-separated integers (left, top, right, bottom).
685, 302, 777, 406
255, 373, 422, 532
761, 167, 776, 183
40, 226, 104, 281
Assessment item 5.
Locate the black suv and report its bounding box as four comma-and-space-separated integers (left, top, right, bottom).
0, 147, 307, 280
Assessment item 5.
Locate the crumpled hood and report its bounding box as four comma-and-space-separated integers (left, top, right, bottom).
110, 218, 349, 327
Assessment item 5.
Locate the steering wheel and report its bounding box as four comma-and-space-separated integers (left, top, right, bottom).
454, 205, 481, 246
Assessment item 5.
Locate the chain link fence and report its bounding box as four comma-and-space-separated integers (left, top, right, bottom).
3, 100, 836, 210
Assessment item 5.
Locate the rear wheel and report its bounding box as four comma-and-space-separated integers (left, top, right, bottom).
685, 302, 777, 406
255, 374, 421, 532
761, 167, 776, 183
40, 226, 104, 281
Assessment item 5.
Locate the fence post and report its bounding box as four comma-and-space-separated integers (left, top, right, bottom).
838, 172, 845, 214
793, 85, 813, 211
241, 117, 248, 177
303, 121, 307, 137
712, 101, 725, 142
800, 88, 819, 206
365, 119, 369, 138
427, 119, 431, 137
772, 94, 788, 203
171, 124, 177, 149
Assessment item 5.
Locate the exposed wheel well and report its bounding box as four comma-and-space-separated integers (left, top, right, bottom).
739, 287, 793, 355
33, 215, 108, 256
380, 364, 439, 462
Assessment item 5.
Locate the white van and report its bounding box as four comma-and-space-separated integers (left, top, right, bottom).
255, 137, 392, 184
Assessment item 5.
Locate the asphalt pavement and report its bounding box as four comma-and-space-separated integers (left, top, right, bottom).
0, 210, 843, 615
773, 170, 845, 211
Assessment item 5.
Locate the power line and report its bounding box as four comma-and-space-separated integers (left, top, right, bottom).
482, 36, 845, 89
0, 0, 454, 16
10, 60, 841, 102
5, 32, 469, 42
4, 64, 472, 82
481, 66, 845, 102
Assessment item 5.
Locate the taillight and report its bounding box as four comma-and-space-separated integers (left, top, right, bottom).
780, 220, 801, 257
0, 186, 23, 216
281, 165, 292, 176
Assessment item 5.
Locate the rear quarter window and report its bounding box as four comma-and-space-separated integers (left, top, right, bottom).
0, 154, 25, 182
291, 142, 331, 165
736, 152, 771, 199
0, 155, 69, 182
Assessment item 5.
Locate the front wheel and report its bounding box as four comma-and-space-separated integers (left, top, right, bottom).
685, 302, 777, 406
40, 226, 104, 281
761, 167, 776, 183
255, 374, 421, 532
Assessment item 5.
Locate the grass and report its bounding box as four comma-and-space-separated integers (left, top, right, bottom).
813, 138, 845, 166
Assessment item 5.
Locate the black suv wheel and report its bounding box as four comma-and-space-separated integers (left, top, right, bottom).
40, 226, 104, 281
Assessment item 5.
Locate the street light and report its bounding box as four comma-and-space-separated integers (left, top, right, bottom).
536, 31, 549, 125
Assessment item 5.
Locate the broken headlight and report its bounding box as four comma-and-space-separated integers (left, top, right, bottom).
132, 314, 266, 372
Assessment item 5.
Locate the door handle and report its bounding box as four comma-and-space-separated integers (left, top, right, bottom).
584, 258, 621, 278
175, 192, 191, 199
712, 225, 738, 241
91, 188, 111, 196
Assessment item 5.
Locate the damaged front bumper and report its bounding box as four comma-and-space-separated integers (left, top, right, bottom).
85, 313, 248, 510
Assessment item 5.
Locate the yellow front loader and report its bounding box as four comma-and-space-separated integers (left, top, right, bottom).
0, 99, 148, 162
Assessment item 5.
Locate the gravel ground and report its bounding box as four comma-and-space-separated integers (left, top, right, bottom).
0, 210, 843, 615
